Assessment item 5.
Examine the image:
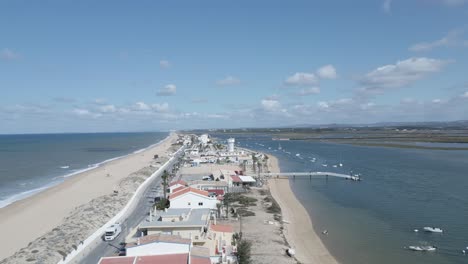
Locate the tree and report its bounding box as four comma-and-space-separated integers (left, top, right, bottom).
237, 240, 252, 264
162, 170, 169, 199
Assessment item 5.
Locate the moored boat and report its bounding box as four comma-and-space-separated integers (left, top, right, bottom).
423, 227, 443, 233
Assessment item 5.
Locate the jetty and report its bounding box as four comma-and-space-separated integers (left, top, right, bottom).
255, 171, 362, 181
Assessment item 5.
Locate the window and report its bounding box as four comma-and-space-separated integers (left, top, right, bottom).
188, 202, 191, 206
198, 202, 203, 206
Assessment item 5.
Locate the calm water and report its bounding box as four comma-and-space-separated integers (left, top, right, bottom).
0, 132, 168, 208
214, 134, 468, 264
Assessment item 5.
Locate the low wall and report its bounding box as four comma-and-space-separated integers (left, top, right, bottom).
58, 146, 184, 264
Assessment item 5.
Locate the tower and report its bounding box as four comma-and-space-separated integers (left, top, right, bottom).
227, 138, 235, 152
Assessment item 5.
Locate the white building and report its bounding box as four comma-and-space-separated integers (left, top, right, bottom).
199, 134, 210, 145
227, 138, 235, 152
139, 208, 211, 241
126, 234, 191, 257
169, 187, 219, 210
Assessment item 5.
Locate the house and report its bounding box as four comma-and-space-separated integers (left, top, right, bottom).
126, 234, 191, 257
230, 175, 256, 187
138, 208, 211, 242
98, 254, 189, 264
169, 187, 219, 210
189, 180, 229, 193
169, 180, 188, 194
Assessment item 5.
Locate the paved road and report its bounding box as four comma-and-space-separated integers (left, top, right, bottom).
79, 150, 184, 264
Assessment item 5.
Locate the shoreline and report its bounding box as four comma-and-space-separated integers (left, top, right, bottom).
0, 133, 171, 209
0, 133, 178, 261
267, 154, 339, 264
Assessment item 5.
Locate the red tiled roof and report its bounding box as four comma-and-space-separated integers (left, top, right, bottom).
190, 256, 211, 264
206, 189, 224, 196
169, 187, 209, 200
230, 175, 241, 183
135, 253, 188, 264
172, 186, 185, 193
98, 256, 135, 264
210, 224, 234, 233
169, 180, 187, 187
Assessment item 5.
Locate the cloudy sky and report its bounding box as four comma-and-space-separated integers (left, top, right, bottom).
1, 0, 468, 133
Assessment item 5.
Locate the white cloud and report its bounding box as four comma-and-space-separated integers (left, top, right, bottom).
0, 48, 19, 60
99, 104, 117, 113
316, 65, 337, 79
151, 103, 169, 113
297, 87, 320, 96
261, 99, 281, 112
317, 101, 330, 110
432, 99, 442, 104
409, 30, 467, 52
134, 102, 151, 111
217, 76, 241, 86
461, 91, 468, 98
360, 57, 450, 92
285, 72, 318, 86
159, 60, 170, 68
382, 0, 392, 13
73, 108, 101, 118
156, 84, 177, 96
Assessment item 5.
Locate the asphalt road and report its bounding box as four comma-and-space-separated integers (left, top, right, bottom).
79, 149, 184, 264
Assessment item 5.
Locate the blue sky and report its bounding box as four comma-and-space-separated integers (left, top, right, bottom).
1, 0, 468, 133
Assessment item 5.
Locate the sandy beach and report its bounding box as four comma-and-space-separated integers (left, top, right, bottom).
267, 155, 339, 264
0, 133, 178, 262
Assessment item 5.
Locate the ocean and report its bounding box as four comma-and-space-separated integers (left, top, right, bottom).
213, 133, 468, 264
0, 132, 168, 208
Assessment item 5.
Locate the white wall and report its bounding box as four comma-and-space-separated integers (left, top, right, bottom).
170, 193, 218, 210
126, 242, 189, 256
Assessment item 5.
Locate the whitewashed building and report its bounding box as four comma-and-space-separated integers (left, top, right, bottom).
169, 187, 219, 210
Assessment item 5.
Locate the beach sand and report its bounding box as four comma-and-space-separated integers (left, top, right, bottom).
0, 133, 178, 262
267, 154, 339, 264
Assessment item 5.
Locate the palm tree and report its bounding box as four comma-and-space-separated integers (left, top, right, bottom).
162, 170, 169, 199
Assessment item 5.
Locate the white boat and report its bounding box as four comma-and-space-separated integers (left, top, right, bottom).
60, 166, 70, 169
423, 227, 443, 233
322, 164, 328, 167
278, 143, 282, 150
287, 248, 296, 257
339, 163, 343, 167
408, 246, 437, 252
332, 165, 338, 168
295, 153, 300, 157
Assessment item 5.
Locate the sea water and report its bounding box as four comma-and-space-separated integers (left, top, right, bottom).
0, 132, 168, 208
214, 133, 468, 264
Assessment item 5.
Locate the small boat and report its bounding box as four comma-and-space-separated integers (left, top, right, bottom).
423, 227, 443, 233
322, 230, 328, 235
332, 165, 338, 168
339, 163, 343, 167
408, 246, 437, 252
322, 164, 328, 167
414, 229, 419, 232
278, 143, 282, 150
60, 166, 70, 169
287, 248, 296, 257
295, 153, 300, 157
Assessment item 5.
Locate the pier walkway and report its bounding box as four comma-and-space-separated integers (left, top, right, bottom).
254, 171, 361, 181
